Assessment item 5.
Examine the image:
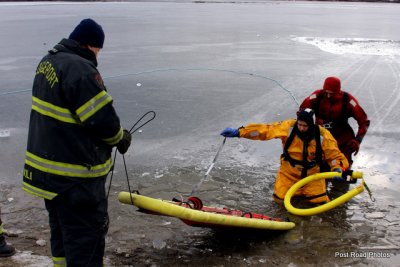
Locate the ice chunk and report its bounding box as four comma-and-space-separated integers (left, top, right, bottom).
364, 212, 386, 219
152, 238, 166, 249
154, 173, 164, 179
0, 129, 10, 138
36, 239, 46, 247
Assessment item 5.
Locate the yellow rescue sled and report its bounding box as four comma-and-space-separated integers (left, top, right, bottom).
118, 192, 295, 231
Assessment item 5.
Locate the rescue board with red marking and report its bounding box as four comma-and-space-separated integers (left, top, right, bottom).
118, 192, 295, 230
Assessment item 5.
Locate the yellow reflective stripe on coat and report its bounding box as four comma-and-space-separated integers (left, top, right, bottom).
52, 256, 67, 267
0, 223, 5, 235
32, 96, 80, 124
22, 181, 57, 200
25, 152, 112, 178
102, 127, 123, 145
76, 90, 113, 122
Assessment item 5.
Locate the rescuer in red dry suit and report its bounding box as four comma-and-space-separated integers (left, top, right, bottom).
221, 109, 349, 204
300, 77, 370, 167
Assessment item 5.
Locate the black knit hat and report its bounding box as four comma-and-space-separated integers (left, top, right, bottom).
69, 18, 105, 48
297, 108, 315, 126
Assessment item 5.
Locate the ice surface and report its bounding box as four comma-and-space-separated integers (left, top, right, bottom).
293, 37, 400, 56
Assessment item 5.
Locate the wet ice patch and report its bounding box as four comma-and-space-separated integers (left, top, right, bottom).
293, 37, 400, 56
11, 251, 52, 267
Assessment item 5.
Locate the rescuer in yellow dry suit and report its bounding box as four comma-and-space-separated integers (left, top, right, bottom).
221, 109, 349, 204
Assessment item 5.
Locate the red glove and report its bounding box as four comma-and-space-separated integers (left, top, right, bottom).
348, 139, 360, 155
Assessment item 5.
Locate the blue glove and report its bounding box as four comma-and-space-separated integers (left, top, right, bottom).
220, 127, 239, 138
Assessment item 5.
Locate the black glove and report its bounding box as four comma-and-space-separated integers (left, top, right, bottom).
342, 170, 357, 184
332, 169, 357, 184
117, 129, 132, 154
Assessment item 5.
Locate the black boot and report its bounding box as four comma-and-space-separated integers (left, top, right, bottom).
0, 233, 16, 257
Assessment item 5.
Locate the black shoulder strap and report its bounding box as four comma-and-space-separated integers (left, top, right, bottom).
332, 92, 349, 125
341, 92, 349, 118
283, 125, 297, 156
315, 91, 349, 125
315, 126, 323, 166
313, 92, 324, 117
282, 124, 324, 177
284, 124, 322, 163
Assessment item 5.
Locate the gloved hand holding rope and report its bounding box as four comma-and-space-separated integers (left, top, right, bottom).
117, 129, 132, 154
107, 111, 156, 202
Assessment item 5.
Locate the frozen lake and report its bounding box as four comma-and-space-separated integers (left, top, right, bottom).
0, 1, 399, 266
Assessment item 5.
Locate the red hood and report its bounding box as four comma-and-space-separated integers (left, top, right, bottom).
323, 76, 341, 94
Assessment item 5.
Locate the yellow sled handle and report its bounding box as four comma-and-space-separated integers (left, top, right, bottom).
284, 171, 364, 216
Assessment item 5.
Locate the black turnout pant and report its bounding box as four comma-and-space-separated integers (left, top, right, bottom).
45, 179, 108, 267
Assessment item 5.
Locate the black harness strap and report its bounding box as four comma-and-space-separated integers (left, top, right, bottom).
301, 138, 309, 178
282, 123, 323, 178
282, 126, 296, 160
315, 125, 323, 167
314, 92, 349, 128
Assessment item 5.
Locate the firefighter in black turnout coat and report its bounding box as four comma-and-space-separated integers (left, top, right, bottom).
22, 18, 131, 267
